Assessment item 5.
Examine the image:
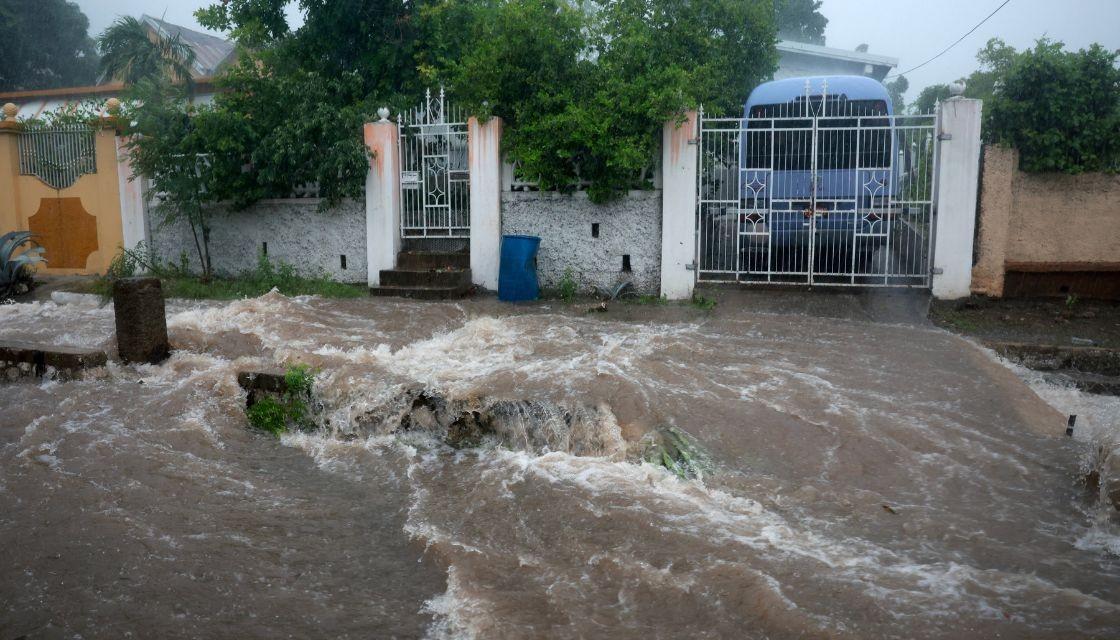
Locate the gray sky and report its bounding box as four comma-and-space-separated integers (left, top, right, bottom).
75, 0, 1120, 100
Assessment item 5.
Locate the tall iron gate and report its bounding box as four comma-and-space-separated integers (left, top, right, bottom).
398, 88, 470, 238
697, 93, 940, 287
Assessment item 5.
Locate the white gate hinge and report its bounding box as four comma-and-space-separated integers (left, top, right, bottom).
685, 261, 697, 271
931, 267, 944, 275
687, 138, 699, 146
937, 133, 953, 141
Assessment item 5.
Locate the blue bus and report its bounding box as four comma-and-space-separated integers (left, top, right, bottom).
739, 75, 901, 273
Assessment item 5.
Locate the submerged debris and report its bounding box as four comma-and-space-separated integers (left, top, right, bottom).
639, 425, 714, 480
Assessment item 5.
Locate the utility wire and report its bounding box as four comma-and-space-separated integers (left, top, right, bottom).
885, 0, 1013, 79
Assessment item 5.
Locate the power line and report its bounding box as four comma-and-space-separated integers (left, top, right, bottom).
885, 0, 1013, 79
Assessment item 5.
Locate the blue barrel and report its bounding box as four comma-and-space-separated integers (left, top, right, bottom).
498, 235, 541, 302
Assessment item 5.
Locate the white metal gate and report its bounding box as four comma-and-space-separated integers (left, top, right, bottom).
697, 88, 939, 286
399, 88, 470, 238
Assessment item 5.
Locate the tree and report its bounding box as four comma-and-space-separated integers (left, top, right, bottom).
985, 39, 1120, 173
775, 0, 827, 45
0, 0, 99, 91
98, 16, 197, 89
913, 83, 952, 114
122, 81, 257, 281
885, 76, 909, 113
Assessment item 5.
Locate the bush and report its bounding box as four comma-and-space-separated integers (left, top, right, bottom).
986, 40, 1120, 174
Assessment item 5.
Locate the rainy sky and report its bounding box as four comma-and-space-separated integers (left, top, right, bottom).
75, 0, 1120, 99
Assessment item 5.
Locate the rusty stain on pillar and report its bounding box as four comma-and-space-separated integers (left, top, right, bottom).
113, 277, 170, 364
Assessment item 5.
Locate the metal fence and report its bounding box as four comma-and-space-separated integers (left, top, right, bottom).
398, 88, 470, 238
697, 99, 939, 287
18, 124, 98, 190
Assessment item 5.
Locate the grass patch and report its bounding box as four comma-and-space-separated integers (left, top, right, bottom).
95, 244, 364, 300
247, 364, 317, 436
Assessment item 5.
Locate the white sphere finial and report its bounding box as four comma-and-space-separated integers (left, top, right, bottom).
377, 107, 390, 122
2, 103, 17, 121
949, 81, 966, 98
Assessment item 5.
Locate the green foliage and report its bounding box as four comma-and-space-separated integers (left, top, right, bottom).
985, 39, 1120, 174
557, 268, 578, 302
97, 16, 197, 89
0, 0, 99, 91
641, 426, 713, 480
775, 0, 827, 46
690, 294, 717, 311
428, 0, 776, 201
198, 0, 779, 203
913, 84, 952, 115
1, 231, 46, 299
246, 364, 318, 436
246, 396, 288, 435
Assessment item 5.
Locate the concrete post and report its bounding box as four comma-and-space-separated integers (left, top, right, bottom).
931, 98, 983, 299
0, 104, 21, 235
113, 277, 169, 364
660, 111, 699, 300
364, 110, 401, 288
468, 116, 503, 290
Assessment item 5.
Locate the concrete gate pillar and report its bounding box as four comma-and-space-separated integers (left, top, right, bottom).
468, 116, 503, 291
365, 109, 402, 288
931, 98, 984, 299
660, 111, 699, 300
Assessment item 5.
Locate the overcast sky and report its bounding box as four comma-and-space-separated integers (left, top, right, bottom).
75, 0, 1120, 99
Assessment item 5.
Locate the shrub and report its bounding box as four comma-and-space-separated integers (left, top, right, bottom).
246, 364, 317, 436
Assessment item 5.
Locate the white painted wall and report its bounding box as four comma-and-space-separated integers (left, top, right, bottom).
469, 117, 503, 290
660, 112, 699, 300
365, 118, 401, 287
115, 136, 147, 251
932, 98, 983, 299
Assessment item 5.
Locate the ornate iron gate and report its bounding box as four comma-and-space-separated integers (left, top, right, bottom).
398, 88, 470, 238
697, 87, 939, 286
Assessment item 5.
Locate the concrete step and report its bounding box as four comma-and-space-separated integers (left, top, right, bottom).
397, 251, 470, 270
379, 268, 471, 288
369, 284, 472, 300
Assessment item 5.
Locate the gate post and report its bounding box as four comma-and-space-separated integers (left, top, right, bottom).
931, 98, 983, 299
468, 116, 503, 290
660, 111, 699, 300
365, 108, 401, 288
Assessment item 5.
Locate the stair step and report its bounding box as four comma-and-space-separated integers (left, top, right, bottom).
369, 284, 472, 300
380, 268, 470, 288
397, 251, 470, 270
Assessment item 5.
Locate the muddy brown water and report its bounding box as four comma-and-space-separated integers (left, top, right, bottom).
1, 291, 1118, 639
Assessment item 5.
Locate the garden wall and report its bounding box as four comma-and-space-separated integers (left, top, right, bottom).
972, 145, 1120, 299
501, 190, 662, 295
147, 198, 367, 283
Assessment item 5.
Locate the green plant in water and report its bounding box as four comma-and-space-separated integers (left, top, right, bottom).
1065, 293, 1079, 310
246, 364, 317, 436
641, 426, 713, 480
558, 268, 578, 303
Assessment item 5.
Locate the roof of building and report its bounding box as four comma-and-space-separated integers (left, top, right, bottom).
140, 14, 237, 78
776, 40, 898, 70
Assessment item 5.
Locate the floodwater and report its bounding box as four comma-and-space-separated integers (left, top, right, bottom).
1, 291, 1117, 639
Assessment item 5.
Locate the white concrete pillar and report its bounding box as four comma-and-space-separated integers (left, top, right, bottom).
932, 98, 983, 299
115, 136, 147, 251
468, 116, 503, 290
364, 112, 401, 287
660, 111, 699, 300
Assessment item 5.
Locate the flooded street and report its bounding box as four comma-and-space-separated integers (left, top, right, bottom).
1, 291, 1118, 639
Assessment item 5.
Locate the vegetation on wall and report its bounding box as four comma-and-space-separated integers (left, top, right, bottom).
190, 0, 789, 203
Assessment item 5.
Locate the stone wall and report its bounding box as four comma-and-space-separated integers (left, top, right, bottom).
147, 198, 366, 283
972, 145, 1120, 298
501, 190, 663, 295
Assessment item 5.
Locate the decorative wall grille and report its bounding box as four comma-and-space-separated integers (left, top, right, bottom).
18, 124, 98, 190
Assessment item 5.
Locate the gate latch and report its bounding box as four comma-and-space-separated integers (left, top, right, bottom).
931, 267, 944, 275
938, 133, 953, 141
685, 261, 697, 271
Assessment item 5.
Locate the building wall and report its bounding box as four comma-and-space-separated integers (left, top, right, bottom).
501, 190, 663, 295
0, 126, 126, 275
148, 198, 367, 283
972, 145, 1120, 298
